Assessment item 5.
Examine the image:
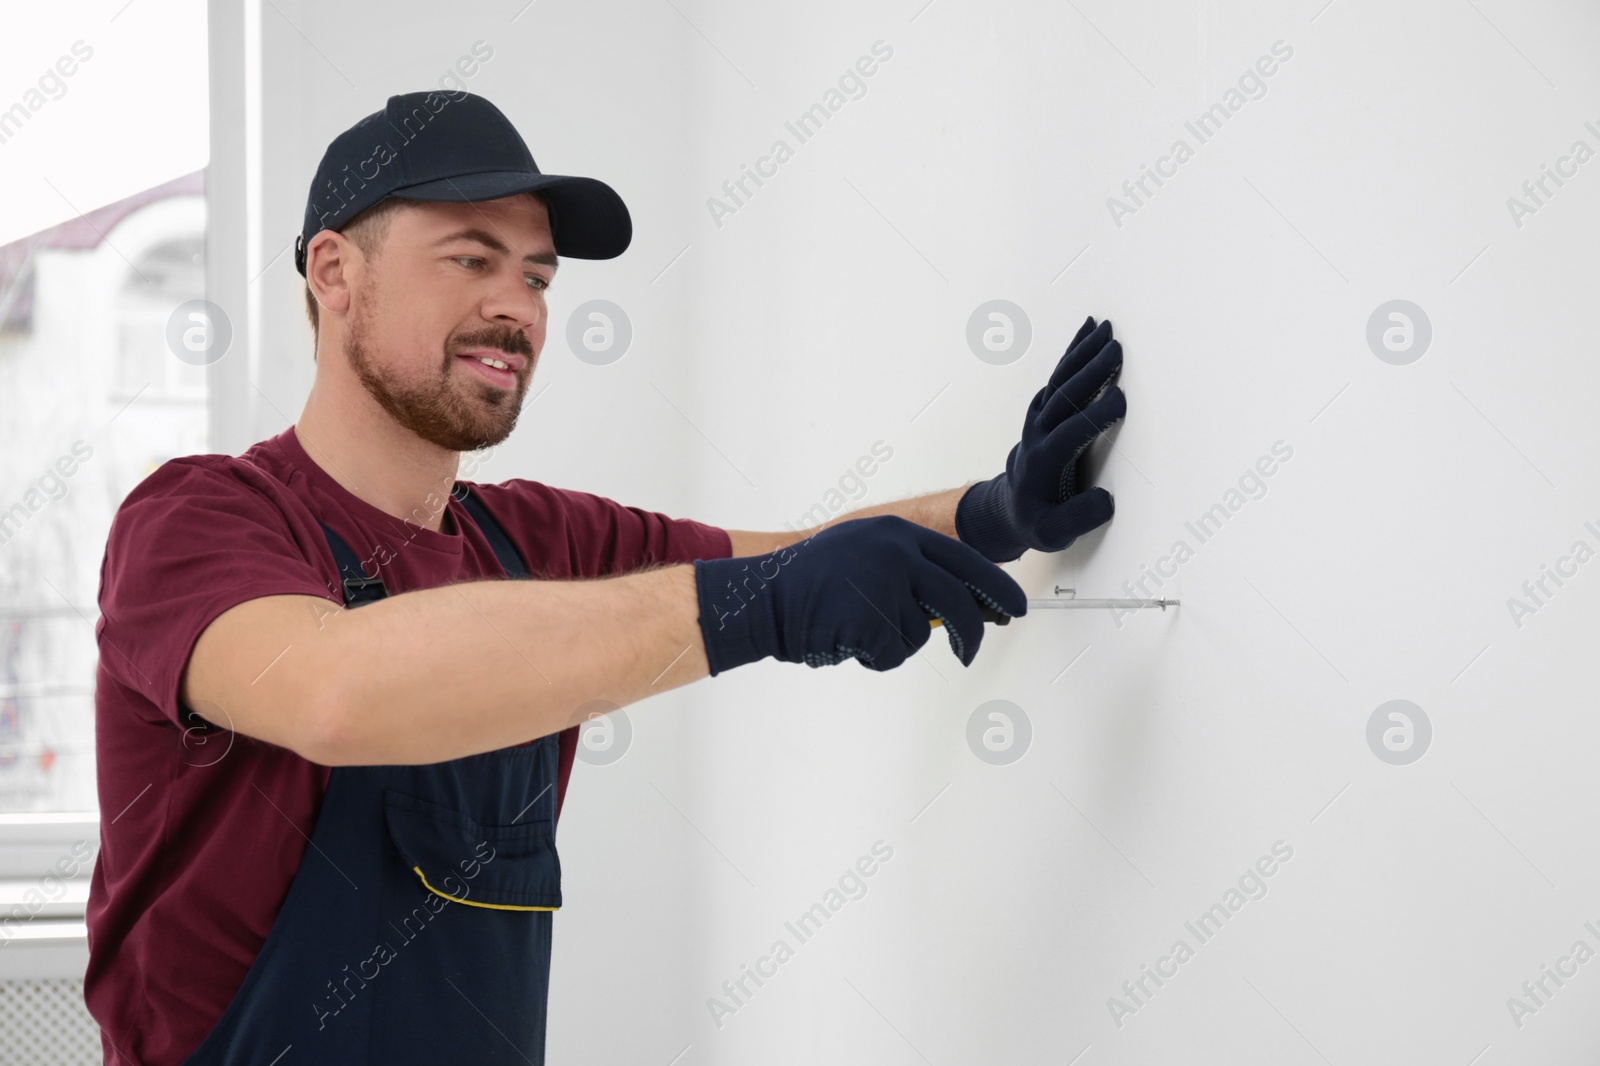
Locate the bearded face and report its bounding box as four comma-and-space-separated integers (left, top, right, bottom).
344, 274, 536, 452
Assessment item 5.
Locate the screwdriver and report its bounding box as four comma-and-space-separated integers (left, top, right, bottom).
930, 589, 1179, 628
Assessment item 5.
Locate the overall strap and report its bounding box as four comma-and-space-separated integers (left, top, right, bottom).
317, 520, 388, 608
315, 485, 529, 611
454, 484, 530, 580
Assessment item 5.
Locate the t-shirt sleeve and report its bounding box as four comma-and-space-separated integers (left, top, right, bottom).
557, 487, 733, 574
95, 458, 337, 728
475, 478, 732, 577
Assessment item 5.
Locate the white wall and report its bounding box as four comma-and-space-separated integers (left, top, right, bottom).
230, 1, 1600, 1062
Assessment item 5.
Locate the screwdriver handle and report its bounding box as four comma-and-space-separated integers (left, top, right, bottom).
929, 603, 1011, 629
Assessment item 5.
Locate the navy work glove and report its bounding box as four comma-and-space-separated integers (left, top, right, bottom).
693, 515, 1027, 676
954, 316, 1127, 563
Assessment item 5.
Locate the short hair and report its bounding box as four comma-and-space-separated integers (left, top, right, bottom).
302, 190, 553, 355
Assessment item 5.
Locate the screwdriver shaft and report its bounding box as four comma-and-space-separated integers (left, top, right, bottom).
1026, 597, 1178, 610
930, 595, 1179, 628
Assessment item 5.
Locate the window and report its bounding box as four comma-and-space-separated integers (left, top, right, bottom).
0, 2, 210, 1008
114, 233, 209, 401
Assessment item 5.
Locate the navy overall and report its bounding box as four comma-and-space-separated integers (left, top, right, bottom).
181, 485, 564, 1065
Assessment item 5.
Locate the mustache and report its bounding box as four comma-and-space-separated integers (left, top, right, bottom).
449, 327, 533, 358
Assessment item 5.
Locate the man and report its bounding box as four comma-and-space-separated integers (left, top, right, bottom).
84, 90, 1126, 1064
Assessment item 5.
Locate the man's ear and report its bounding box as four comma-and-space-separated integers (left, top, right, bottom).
306, 230, 355, 318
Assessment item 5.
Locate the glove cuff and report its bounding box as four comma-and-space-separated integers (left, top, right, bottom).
693, 555, 784, 676
955, 478, 1027, 563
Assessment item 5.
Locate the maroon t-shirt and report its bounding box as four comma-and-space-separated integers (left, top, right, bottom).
84, 425, 730, 1066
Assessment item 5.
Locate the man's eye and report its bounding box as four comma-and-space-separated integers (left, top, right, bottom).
453, 256, 485, 269
526, 275, 549, 291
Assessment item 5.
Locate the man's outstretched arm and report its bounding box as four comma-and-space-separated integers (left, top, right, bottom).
182, 565, 709, 767
182, 514, 1032, 768
724, 482, 976, 557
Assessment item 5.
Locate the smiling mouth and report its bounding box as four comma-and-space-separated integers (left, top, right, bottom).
455, 353, 521, 388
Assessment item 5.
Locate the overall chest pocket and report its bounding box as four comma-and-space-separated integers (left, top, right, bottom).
383, 789, 563, 911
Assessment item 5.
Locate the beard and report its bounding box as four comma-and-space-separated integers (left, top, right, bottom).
344, 293, 535, 452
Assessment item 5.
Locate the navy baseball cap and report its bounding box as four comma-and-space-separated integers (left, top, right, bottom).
294, 90, 631, 276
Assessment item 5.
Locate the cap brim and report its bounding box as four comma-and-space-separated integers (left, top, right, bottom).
393, 171, 631, 260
